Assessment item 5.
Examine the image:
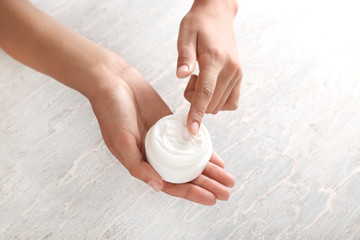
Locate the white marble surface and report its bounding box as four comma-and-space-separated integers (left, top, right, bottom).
1, 0, 360, 239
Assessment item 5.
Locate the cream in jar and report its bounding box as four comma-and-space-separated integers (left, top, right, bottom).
145, 114, 213, 183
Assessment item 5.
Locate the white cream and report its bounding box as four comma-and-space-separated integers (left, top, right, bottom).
145, 114, 213, 183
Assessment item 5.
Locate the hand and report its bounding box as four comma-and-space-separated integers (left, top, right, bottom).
177, 0, 243, 134
90, 66, 235, 205
0, 0, 235, 206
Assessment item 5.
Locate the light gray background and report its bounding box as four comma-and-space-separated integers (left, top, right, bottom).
1, 0, 360, 239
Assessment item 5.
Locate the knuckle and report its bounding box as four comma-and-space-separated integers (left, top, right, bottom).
180, 16, 190, 27
199, 48, 226, 63
228, 100, 239, 110
124, 64, 136, 72
122, 65, 142, 81
236, 65, 243, 81
123, 65, 138, 76
239, 69, 243, 81
211, 109, 220, 115
209, 48, 226, 62
128, 166, 140, 179
205, 107, 212, 114
191, 105, 205, 118
229, 60, 240, 71
184, 90, 192, 102
228, 59, 242, 75
199, 84, 214, 100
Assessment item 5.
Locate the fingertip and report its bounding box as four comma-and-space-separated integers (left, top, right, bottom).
227, 174, 236, 188
134, 162, 163, 191
149, 167, 164, 190
220, 189, 231, 201
206, 197, 217, 206
189, 121, 199, 135
187, 107, 205, 135
177, 64, 192, 78
211, 151, 225, 168
186, 110, 200, 135
211, 108, 220, 115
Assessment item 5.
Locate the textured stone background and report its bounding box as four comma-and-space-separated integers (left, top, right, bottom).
1, 0, 360, 239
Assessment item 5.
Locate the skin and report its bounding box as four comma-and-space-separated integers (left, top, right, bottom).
0, 0, 238, 205
177, 0, 243, 134
91, 73, 235, 205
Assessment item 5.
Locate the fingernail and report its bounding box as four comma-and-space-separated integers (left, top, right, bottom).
148, 179, 162, 192
177, 64, 189, 74
190, 121, 199, 135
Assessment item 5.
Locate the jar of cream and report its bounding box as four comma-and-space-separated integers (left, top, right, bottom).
145, 114, 213, 183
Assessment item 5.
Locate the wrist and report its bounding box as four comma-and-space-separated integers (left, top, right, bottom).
53, 46, 132, 101
193, 0, 238, 17
79, 52, 132, 101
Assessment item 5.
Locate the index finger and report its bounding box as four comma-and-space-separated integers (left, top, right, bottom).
187, 60, 220, 134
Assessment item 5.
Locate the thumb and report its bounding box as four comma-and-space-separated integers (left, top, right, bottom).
177, 20, 197, 78
131, 161, 164, 192
114, 135, 163, 192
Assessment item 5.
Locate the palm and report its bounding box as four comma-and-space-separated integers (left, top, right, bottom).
91, 73, 235, 205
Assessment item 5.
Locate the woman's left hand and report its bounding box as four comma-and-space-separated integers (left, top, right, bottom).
90, 65, 235, 205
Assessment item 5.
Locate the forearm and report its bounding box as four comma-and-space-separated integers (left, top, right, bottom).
0, 0, 125, 99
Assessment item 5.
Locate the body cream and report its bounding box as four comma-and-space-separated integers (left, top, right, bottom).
145, 114, 213, 183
